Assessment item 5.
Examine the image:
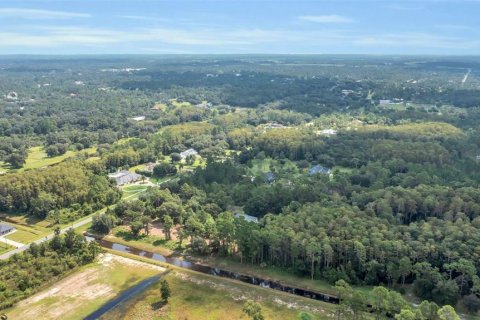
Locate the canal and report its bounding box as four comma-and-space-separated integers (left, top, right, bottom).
92, 237, 339, 305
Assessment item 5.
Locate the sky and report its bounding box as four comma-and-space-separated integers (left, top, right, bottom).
0, 0, 479, 55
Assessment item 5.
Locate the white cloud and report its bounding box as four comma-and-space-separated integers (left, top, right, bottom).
298, 15, 353, 24
0, 8, 90, 19
0, 26, 289, 48
354, 33, 479, 49
1, 24, 479, 54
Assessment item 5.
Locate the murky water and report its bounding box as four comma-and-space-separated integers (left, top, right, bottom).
92, 237, 339, 304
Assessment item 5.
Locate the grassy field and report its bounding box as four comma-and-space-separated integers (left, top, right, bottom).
0, 243, 14, 255
1, 214, 52, 243
102, 267, 336, 320
0, 146, 97, 173
170, 100, 192, 108
5, 253, 165, 320
248, 157, 300, 177
105, 229, 177, 257
121, 184, 150, 200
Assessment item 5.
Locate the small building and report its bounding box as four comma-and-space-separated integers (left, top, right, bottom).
108, 171, 142, 186
130, 116, 146, 121
195, 101, 212, 109
5, 91, 18, 101
308, 165, 331, 176
144, 162, 157, 173
235, 213, 259, 223
379, 99, 392, 105
318, 129, 337, 136
0, 223, 15, 236
263, 122, 287, 129
180, 148, 198, 160
264, 172, 276, 183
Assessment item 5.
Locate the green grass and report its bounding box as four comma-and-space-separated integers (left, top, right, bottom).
0, 243, 14, 255
121, 185, 150, 200
333, 166, 354, 174
171, 100, 192, 108
5, 229, 41, 243
102, 268, 336, 320
0, 146, 98, 173
20, 146, 97, 172
1, 214, 52, 243
128, 164, 146, 173
6, 253, 163, 320
106, 229, 177, 257
248, 157, 300, 177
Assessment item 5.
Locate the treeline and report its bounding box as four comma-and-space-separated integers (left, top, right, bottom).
0, 161, 121, 219
144, 155, 480, 307
0, 230, 100, 310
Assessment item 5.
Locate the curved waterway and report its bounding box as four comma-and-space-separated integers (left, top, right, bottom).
92, 238, 339, 305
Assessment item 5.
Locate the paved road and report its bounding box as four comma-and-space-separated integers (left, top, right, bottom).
0, 188, 148, 260
0, 216, 95, 260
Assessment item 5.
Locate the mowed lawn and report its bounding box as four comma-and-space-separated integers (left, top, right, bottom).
6, 253, 165, 320
121, 185, 150, 200
0, 243, 14, 255
102, 270, 336, 320
1, 214, 52, 243
21, 146, 97, 172
1, 146, 97, 173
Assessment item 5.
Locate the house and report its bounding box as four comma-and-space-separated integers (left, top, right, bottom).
318, 129, 337, 136
0, 223, 15, 236
108, 171, 142, 186
308, 165, 331, 176
264, 172, 276, 183
180, 148, 198, 159
263, 122, 287, 129
195, 101, 212, 109
235, 213, 259, 223
5, 91, 18, 101
144, 162, 157, 173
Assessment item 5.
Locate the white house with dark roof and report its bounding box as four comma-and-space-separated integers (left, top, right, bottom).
108, 171, 142, 186
0, 223, 15, 236
180, 148, 198, 159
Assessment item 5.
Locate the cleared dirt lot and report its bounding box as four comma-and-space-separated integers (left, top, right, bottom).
6, 253, 165, 320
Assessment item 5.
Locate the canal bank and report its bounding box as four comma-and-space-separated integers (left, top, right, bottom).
87, 235, 339, 305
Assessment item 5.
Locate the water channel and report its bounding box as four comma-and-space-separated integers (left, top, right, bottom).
92, 237, 339, 305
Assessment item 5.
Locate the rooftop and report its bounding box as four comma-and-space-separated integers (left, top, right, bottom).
0, 223, 15, 234
308, 165, 331, 176
108, 170, 142, 185
180, 148, 198, 159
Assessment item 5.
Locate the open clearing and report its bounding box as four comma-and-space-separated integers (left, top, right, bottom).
6, 253, 165, 320
101, 269, 336, 320
0, 146, 97, 173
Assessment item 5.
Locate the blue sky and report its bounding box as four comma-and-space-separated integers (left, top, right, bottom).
0, 0, 479, 55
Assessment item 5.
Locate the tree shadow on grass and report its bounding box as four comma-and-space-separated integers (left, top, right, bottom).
151, 300, 167, 310
152, 239, 169, 247
114, 229, 146, 241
